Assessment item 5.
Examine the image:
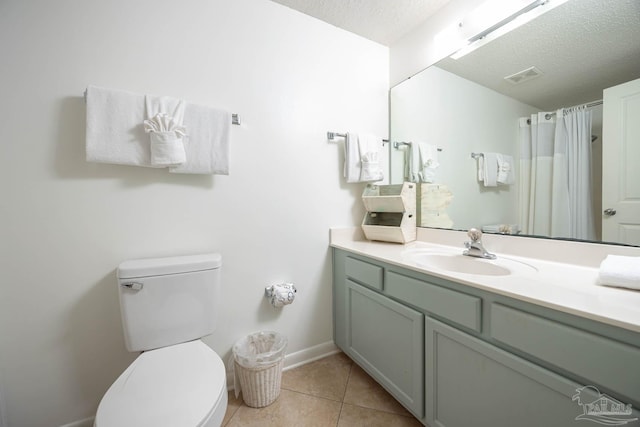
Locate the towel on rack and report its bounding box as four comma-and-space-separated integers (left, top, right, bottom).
169, 104, 231, 175
418, 142, 439, 183
496, 153, 515, 185
85, 85, 231, 174
598, 255, 640, 290
481, 152, 499, 187
344, 132, 361, 183
343, 133, 383, 183
144, 95, 187, 166
406, 142, 438, 183
358, 133, 384, 182
85, 85, 149, 166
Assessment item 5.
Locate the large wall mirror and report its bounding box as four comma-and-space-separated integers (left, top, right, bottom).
390, 0, 640, 246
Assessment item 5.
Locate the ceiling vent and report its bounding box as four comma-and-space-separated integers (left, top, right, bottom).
504, 66, 543, 85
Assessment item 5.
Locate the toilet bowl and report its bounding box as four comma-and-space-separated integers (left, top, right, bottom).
94, 254, 227, 427
95, 340, 227, 427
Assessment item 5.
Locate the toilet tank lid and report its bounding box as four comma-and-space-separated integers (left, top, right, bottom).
118, 253, 221, 279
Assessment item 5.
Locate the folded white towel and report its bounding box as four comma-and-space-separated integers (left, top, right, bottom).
169, 103, 231, 175
496, 153, 515, 185
482, 152, 499, 187
85, 85, 231, 174
358, 133, 383, 182
418, 142, 439, 183
598, 255, 640, 290
85, 85, 149, 166
344, 132, 361, 183
144, 95, 187, 166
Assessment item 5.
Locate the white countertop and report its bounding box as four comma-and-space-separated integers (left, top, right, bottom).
330, 228, 640, 334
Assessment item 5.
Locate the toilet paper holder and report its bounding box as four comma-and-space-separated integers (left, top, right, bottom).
265, 283, 297, 307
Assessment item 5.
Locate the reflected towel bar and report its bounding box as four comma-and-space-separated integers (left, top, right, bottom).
471, 152, 483, 159
327, 131, 442, 151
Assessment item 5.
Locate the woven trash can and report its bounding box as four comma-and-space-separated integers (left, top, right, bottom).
232, 331, 287, 408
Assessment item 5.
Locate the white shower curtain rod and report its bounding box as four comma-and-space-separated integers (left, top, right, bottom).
526, 99, 603, 124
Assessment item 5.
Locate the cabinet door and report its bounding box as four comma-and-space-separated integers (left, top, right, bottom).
345, 279, 424, 418
425, 318, 637, 427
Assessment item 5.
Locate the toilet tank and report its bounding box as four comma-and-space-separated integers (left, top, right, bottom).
117, 253, 221, 352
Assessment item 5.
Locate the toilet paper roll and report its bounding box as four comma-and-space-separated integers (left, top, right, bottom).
265, 283, 296, 307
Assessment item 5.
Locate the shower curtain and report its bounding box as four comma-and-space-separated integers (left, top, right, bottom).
518, 107, 596, 240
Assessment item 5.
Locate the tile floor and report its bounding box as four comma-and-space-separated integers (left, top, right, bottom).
222, 352, 423, 427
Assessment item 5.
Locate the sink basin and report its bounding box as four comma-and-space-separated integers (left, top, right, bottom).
402, 250, 537, 276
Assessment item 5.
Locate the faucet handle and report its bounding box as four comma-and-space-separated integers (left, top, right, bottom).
468, 228, 482, 242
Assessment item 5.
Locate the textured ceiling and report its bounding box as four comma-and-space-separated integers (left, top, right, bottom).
269, 0, 640, 110
436, 0, 640, 110
269, 0, 451, 45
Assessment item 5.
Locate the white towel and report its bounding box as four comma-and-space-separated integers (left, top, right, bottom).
406, 142, 420, 183
496, 153, 515, 185
598, 255, 640, 290
482, 152, 499, 187
344, 132, 361, 183
358, 133, 383, 182
343, 133, 383, 183
418, 142, 439, 183
170, 104, 231, 175
85, 85, 231, 174
85, 85, 149, 166
144, 95, 187, 166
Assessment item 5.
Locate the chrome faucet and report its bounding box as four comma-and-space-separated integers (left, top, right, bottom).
463, 228, 497, 260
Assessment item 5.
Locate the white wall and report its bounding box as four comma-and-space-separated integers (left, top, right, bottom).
0, 0, 388, 426
390, 66, 538, 230
390, 0, 482, 86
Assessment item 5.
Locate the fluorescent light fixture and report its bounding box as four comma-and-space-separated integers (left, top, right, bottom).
449, 0, 568, 60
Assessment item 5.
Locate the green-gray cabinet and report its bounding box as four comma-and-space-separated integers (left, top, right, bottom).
332, 248, 640, 427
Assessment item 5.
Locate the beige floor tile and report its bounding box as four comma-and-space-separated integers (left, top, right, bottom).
222, 391, 244, 426
282, 352, 353, 401
338, 403, 423, 427
343, 364, 412, 416
225, 389, 342, 427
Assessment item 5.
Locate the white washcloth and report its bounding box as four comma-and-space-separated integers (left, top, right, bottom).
343, 132, 361, 183
496, 153, 515, 185
598, 255, 640, 290
482, 152, 499, 187
144, 95, 187, 166
418, 142, 439, 183
358, 133, 383, 182
169, 103, 231, 175
85, 85, 149, 166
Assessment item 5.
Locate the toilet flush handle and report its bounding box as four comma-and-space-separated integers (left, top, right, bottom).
121, 282, 144, 291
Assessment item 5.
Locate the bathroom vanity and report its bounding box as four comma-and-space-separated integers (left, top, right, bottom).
331, 228, 640, 427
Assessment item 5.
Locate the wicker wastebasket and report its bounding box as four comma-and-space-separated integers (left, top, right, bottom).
233, 331, 287, 408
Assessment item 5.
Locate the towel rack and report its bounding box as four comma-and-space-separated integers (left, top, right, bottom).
83, 89, 241, 125
393, 141, 443, 152
327, 132, 442, 151
471, 152, 483, 159
327, 131, 389, 146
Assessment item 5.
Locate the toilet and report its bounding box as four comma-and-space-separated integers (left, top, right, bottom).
95, 253, 228, 427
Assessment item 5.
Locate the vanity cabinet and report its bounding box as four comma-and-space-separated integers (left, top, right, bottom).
335, 254, 424, 417
332, 248, 640, 427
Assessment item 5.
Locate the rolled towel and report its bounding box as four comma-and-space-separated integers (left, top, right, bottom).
598, 255, 640, 290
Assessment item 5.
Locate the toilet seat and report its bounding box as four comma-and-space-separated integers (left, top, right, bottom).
95, 340, 227, 427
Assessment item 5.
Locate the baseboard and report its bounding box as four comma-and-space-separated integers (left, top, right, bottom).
282, 340, 340, 371
59, 416, 94, 427
226, 340, 339, 390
